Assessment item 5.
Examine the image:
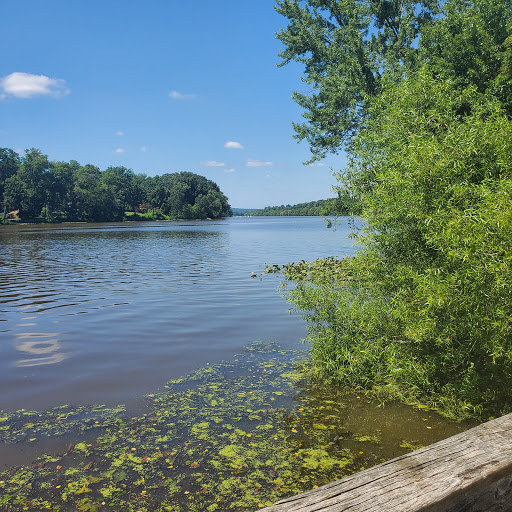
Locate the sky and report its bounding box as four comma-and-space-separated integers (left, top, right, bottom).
0, 1, 347, 209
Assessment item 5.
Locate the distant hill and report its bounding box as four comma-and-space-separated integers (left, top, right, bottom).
245, 199, 338, 216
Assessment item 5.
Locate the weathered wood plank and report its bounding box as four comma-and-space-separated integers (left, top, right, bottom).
260, 413, 512, 512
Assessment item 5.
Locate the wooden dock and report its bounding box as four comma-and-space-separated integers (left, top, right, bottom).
260, 413, 512, 512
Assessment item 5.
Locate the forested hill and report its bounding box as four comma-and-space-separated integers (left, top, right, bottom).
0, 148, 232, 223
246, 199, 333, 216
245, 197, 354, 216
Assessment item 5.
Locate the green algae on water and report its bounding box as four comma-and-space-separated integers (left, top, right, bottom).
0, 342, 472, 512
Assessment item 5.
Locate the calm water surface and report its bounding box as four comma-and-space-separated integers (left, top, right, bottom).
0, 217, 354, 412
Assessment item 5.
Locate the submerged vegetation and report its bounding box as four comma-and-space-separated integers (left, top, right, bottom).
0, 148, 232, 223
0, 343, 471, 511
274, 0, 512, 419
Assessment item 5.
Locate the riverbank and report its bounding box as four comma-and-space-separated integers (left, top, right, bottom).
0, 342, 476, 512
0, 211, 231, 225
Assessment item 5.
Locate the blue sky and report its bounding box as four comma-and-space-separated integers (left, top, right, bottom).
0, 0, 346, 209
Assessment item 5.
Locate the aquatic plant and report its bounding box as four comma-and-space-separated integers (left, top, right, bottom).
0, 342, 469, 511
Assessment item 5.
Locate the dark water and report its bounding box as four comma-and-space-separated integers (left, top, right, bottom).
0, 217, 354, 412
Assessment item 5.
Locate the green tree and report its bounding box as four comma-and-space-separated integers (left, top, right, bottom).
144, 175, 167, 213
247, 198, 345, 216
282, 72, 512, 417
4, 149, 51, 218
0, 148, 20, 212
275, 0, 438, 160
47, 160, 79, 219
3, 174, 25, 215
72, 164, 122, 222
277, 0, 512, 418
101, 166, 143, 213
420, 0, 512, 111
0, 148, 231, 222
157, 172, 231, 219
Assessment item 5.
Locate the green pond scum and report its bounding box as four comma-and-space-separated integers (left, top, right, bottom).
0, 342, 474, 512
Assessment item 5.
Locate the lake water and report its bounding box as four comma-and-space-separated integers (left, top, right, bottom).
0, 216, 355, 413
0, 217, 477, 509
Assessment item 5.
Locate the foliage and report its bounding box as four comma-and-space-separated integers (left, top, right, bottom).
246, 198, 348, 216
275, 0, 439, 161
0, 148, 20, 205
277, 71, 512, 419
154, 172, 232, 220
420, 0, 512, 112
276, 0, 512, 418
0, 149, 232, 223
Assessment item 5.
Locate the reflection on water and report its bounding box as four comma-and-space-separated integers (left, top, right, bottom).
15, 332, 66, 367
0, 217, 355, 411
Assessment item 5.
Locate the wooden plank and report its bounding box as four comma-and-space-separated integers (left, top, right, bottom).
260, 413, 512, 512
445, 474, 512, 512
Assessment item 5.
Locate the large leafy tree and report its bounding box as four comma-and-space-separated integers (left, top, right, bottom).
0, 148, 20, 208
4, 149, 51, 218
283, 70, 512, 418
157, 172, 232, 219
421, 0, 512, 110
275, 0, 438, 160
277, 0, 512, 417
348, 73, 512, 414
101, 166, 144, 212
71, 164, 122, 222
47, 160, 79, 218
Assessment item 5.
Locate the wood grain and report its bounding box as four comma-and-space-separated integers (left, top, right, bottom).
260, 413, 512, 512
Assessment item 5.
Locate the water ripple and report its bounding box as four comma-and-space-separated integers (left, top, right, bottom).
0, 218, 356, 411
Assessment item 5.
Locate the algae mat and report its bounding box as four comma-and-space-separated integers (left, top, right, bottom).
0, 342, 468, 511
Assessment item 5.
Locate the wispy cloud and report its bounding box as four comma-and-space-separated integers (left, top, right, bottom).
224, 141, 244, 149
201, 161, 225, 167
308, 162, 325, 167
246, 158, 273, 167
224, 168, 236, 173
0, 72, 69, 99
140, 146, 147, 152
116, 131, 125, 136
114, 148, 125, 154
169, 90, 195, 100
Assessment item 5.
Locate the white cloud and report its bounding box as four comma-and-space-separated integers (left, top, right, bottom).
224, 168, 236, 173
224, 141, 244, 149
169, 90, 195, 100
201, 161, 225, 167
140, 146, 147, 152
114, 148, 125, 154
0, 72, 69, 99
246, 158, 273, 167
116, 131, 125, 136
308, 162, 325, 167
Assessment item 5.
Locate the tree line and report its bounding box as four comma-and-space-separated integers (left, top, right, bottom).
246, 198, 349, 216
275, 0, 512, 419
0, 148, 232, 222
